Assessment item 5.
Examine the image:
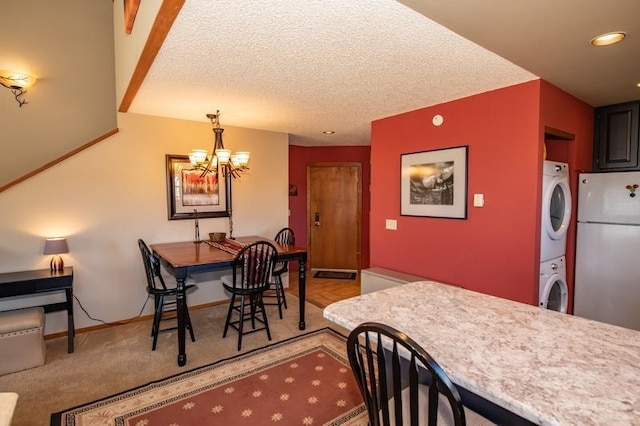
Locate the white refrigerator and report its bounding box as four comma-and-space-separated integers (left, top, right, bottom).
574, 171, 640, 331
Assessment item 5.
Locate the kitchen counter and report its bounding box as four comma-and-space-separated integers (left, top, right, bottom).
323, 281, 640, 425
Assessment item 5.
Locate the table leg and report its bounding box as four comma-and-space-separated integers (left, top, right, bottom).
65, 288, 75, 353
298, 253, 307, 330
175, 268, 188, 366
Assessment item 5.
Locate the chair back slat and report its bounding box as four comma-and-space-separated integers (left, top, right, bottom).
232, 241, 277, 292
274, 227, 295, 245
137, 239, 167, 291
391, 340, 404, 425
273, 228, 295, 272
408, 355, 422, 426
347, 322, 467, 426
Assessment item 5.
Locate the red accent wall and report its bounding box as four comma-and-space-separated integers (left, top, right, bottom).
371, 82, 542, 304
539, 80, 594, 313
370, 80, 593, 306
289, 145, 371, 269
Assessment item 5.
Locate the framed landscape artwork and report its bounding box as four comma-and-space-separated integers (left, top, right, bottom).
400, 146, 468, 219
166, 154, 230, 220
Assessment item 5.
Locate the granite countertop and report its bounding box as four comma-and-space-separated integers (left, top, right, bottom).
323, 281, 640, 426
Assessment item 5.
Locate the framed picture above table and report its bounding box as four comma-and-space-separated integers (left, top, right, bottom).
165, 154, 230, 220
400, 146, 468, 219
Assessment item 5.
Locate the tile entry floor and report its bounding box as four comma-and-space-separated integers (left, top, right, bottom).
286, 270, 361, 308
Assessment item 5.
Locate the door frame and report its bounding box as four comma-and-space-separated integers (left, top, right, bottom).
307, 162, 362, 271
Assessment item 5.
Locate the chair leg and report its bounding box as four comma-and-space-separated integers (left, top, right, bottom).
257, 294, 271, 341
185, 308, 196, 342
224, 292, 272, 351
237, 295, 246, 351
151, 295, 161, 337
272, 280, 283, 319
277, 274, 288, 309
223, 293, 236, 338
250, 295, 258, 329
151, 295, 164, 351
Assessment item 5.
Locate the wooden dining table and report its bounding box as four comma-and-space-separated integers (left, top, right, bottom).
150, 236, 308, 367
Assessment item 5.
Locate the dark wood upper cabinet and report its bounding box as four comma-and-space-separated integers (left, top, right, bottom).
594, 101, 640, 171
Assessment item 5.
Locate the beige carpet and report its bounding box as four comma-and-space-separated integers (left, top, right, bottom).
0, 296, 344, 426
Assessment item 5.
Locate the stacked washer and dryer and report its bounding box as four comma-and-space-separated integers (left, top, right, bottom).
539, 161, 571, 312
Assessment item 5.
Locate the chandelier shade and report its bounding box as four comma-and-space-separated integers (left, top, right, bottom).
188, 149, 208, 165
189, 111, 250, 179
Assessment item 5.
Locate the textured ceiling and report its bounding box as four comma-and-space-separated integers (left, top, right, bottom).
129, 0, 639, 147
400, 0, 640, 108
129, 0, 537, 146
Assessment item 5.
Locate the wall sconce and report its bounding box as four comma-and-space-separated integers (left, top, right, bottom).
0, 70, 36, 107
43, 237, 69, 271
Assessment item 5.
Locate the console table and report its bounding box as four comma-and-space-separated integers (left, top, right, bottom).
0, 267, 75, 353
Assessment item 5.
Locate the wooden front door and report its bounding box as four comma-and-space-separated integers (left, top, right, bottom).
308, 163, 361, 271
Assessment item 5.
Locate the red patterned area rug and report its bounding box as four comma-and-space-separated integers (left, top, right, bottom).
51, 328, 367, 426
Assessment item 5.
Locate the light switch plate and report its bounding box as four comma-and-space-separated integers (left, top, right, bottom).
385, 219, 397, 230
473, 194, 484, 207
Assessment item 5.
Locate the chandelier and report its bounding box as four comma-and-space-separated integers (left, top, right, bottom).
189, 111, 250, 179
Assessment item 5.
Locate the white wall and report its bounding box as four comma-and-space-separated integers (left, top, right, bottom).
0, 112, 289, 334
0, 0, 117, 189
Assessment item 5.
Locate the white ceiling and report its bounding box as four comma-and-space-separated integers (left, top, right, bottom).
401, 0, 640, 107
128, 0, 640, 147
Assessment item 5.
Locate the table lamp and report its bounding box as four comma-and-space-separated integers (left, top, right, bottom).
43, 238, 69, 271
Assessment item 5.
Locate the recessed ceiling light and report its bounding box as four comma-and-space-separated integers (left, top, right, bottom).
590, 31, 626, 47
323, 131, 335, 135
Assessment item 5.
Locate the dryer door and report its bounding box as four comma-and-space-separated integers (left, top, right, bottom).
540, 273, 568, 313
542, 177, 572, 240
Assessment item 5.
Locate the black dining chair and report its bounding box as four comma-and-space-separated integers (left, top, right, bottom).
221, 241, 278, 351
263, 227, 295, 318
347, 322, 495, 426
137, 239, 197, 351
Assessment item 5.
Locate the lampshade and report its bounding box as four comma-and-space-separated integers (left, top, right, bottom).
234, 151, 250, 166
0, 70, 36, 89
216, 149, 231, 165
189, 149, 208, 166
43, 238, 69, 255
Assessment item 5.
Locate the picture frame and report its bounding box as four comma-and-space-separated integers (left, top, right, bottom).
400, 146, 468, 219
166, 154, 231, 220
